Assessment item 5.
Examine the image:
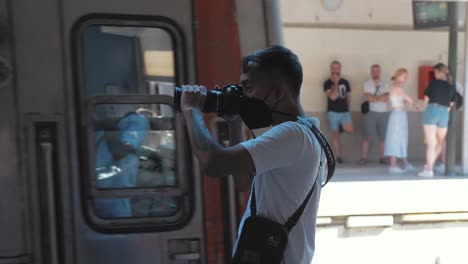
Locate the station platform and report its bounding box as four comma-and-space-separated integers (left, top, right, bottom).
318, 163, 468, 217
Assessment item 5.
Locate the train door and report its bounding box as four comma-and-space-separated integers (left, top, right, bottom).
0, 1, 28, 264
67, 3, 204, 264
8, 0, 204, 263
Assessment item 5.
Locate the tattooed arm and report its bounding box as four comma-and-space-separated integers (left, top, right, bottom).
181, 85, 255, 191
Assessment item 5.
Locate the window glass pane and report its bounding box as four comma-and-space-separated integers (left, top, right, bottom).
131, 195, 178, 217
82, 24, 188, 222
145, 51, 175, 77
93, 196, 178, 219
83, 25, 175, 97
93, 103, 177, 219
94, 103, 175, 189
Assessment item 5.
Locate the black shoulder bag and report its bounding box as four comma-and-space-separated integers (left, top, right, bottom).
361, 84, 380, 114
232, 119, 335, 264
361, 101, 370, 114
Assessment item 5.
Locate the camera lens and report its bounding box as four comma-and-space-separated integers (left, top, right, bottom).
174, 88, 223, 113
174, 84, 242, 114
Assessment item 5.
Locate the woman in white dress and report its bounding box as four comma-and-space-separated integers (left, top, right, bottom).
384, 68, 419, 173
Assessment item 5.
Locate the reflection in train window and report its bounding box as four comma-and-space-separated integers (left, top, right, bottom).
80, 24, 190, 224
92, 103, 177, 219
94, 196, 179, 219
94, 104, 175, 189
83, 25, 175, 97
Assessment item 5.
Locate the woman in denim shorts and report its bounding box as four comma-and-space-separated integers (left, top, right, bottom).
419, 63, 456, 178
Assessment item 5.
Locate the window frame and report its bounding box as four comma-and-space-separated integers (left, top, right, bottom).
72, 15, 194, 233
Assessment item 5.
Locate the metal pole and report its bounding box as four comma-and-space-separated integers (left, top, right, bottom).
446, 2, 458, 176
263, 0, 284, 45
463, 2, 468, 176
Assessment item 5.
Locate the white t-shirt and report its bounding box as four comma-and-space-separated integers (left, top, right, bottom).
456, 81, 464, 95
236, 117, 325, 264
364, 79, 389, 112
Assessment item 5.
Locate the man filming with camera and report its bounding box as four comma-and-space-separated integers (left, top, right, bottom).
180, 46, 333, 264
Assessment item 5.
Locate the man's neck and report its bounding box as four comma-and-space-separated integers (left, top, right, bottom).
272, 102, 306, 125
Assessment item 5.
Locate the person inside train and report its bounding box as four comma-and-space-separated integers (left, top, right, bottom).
130, 107, 177, 217
179, 46, 326, 264
94, 105, 150, 218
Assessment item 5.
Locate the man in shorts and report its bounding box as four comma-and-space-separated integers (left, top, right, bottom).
324, 61, 353, 163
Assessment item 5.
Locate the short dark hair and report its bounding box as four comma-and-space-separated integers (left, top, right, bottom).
331, 61, 341, 67
371, 64, 380, 69
242, 45, 303, 98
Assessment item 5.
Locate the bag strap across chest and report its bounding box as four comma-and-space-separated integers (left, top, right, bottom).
250, 117, 335, 232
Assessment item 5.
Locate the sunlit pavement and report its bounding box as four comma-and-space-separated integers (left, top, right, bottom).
318, 163, 468, 216
314, 223, 468, 264
313, 164, 468, 264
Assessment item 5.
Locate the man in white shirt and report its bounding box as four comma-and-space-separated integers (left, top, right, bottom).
359, 64, 390, 165
180, 46, 325, 264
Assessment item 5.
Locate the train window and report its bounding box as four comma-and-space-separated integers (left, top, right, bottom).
86, 98, 191, 225
91, 103, 178, 219
82, 25, 176, 97
77, 21, 192, 230
93, 104, 176, 190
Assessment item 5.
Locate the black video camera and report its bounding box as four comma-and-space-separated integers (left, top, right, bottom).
174, 84, 243, 115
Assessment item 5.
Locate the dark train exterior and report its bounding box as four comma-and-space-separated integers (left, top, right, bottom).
0, 0, 282, 263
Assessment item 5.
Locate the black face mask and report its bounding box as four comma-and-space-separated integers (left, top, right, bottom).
239, 96, 273, 130
239, 88, 295, 130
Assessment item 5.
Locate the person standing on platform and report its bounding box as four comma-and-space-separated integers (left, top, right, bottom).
419, 63, 456, 178
384, 68, 418, 174
359, 64, 390, 165
324, 61, 353, 163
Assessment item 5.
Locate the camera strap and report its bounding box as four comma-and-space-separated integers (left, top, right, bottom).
297, 116, 335, 186
250, 117, 335, 232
